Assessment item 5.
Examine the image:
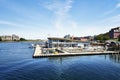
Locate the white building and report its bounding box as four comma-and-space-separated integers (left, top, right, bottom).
12, 34, 20, 41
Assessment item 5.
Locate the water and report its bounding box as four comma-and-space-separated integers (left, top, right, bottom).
0, 42, 120, 80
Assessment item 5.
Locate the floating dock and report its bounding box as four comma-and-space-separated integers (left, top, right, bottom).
33, 44, 120, 58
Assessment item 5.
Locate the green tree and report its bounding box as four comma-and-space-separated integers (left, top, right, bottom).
20, 38, 26, 41
103, 36, 110, 41
118, 35, 120, 41
94, 34, 103, 41
94, 32, 110, 42
0, 37, 2, 41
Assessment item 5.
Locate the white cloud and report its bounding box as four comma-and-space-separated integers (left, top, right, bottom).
92, 14, 120, 34
44, 0, 73, 16
104, 2, 120, 15
0, 0, 42, 20
116, 3, 120, 8
101, 14, 120, 25
0, 20, 25, 27
0, 20, 13, 25
43, 0, 78, 31
0, 20, 56, 39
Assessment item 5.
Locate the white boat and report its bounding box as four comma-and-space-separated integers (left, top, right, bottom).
29, 44, 36, 48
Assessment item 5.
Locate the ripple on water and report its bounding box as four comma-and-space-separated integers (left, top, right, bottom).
1, 42, 120, 80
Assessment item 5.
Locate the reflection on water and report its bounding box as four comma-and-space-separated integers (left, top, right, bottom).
46, 55, 120, 80
0, 42, 120, 80
109, 53, 120, 63
48, 53, 120, 64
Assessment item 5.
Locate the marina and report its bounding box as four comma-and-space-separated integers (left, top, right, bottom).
1, 0, 120, 79
33, 37, 120, 58
33, 44, 119, 58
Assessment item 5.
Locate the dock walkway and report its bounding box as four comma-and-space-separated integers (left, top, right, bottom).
33, 44, 42, 57
33, 45, 120, 58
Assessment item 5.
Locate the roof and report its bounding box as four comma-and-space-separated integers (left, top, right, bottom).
111, 27, 120, 30
48, 37, 87, 42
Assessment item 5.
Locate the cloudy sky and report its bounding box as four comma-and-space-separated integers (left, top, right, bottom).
0, 0, 120, 39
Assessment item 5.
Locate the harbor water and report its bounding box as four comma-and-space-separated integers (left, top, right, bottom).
0, 42, 120, 80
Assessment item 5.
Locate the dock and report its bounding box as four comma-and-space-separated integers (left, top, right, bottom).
33, 44, 120, 58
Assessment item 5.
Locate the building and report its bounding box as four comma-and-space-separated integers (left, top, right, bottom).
80, 37, 88, 42
71, 37, 81, 40
109, 27, 120, 39
5, 36, 12, 41
12, 34, 20, 41
0, 34, 20, 41
64, 34, 93, 42
47, 37, 87, 48
84, 36, 94, 41
0, 36, 6, 41
70, 36, 90, 42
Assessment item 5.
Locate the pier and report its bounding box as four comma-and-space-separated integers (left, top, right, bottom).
33, 44, 120, 58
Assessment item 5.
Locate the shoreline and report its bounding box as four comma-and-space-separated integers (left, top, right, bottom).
0, 40, 44, 43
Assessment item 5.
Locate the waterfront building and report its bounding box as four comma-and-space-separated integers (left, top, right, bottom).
5, 35, 12, 41
64, 34, 93, 42
80, 37, 88, 42
70, 37, 88, 42
0, 36, 6, 41
109, 27, 120, 39
47, 37, 87, 48
71, 36, 92, 42
12, 34, 20, 41
0, 34, 20, 41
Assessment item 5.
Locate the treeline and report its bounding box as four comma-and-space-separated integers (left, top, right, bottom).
0, 37, 2, 41
0, 37, 27, 41
94, 32, 120, 42
19, 38, 27, 41
94, 32, 110, 42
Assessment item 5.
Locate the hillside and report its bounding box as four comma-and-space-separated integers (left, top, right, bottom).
94, 32, 110, 41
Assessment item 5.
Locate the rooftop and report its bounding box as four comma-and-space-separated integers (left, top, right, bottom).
48, 37, 87, 42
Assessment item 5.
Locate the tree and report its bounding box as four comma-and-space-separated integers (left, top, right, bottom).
94, 32, 110, 42
103, 36, 110, 41
118, 35, 120, 41
20, 38, 26, 41
0, 37, 2, 41
94, 34, 103, 41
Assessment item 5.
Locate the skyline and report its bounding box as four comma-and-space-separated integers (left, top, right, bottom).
0, 0, 120, 39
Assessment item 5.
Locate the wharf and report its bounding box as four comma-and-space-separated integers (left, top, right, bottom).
33, 45, 120, 58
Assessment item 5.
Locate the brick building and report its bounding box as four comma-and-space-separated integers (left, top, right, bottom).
109, 27, 120, 39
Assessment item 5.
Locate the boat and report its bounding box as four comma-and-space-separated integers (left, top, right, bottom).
29, 44, 36, 48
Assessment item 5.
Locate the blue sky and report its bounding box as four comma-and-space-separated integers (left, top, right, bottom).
0, 0, 120, 39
